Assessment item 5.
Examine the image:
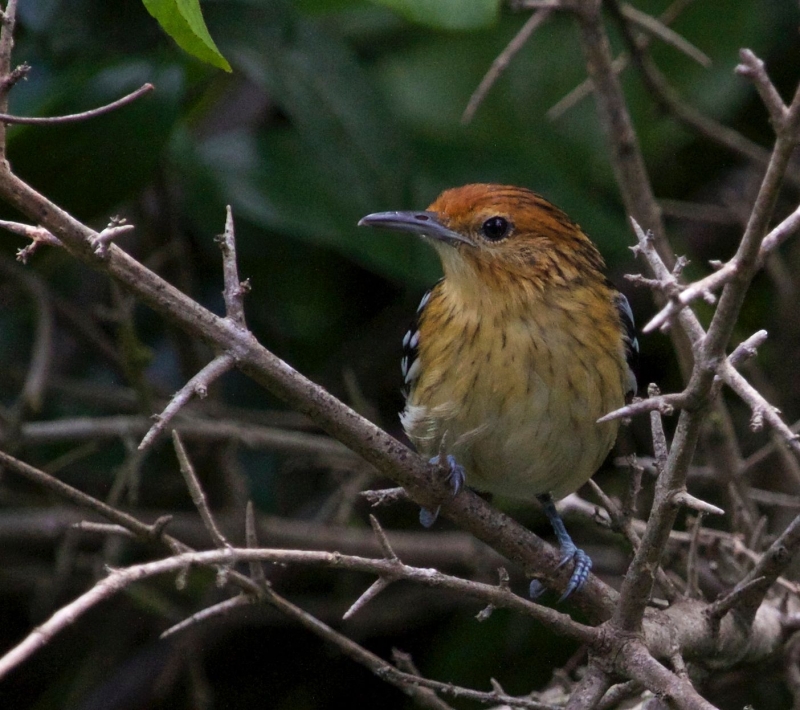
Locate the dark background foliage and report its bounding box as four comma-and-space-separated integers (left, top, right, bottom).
0, 1, 799, 708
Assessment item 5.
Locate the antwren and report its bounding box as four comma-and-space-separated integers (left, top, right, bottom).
359, 184, 637, 599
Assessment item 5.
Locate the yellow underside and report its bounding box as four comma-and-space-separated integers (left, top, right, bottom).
402, 272, 627, 501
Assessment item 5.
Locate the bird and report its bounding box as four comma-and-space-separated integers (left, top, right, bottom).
358, 184, 637, 599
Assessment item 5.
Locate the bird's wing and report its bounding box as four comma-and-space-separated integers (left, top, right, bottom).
401, 283, 440, 397
614, 291, 639, 399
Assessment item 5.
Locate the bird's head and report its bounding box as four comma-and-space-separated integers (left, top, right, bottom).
359, 184, 605, 291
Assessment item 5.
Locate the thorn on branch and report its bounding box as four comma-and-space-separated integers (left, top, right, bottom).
476, 604, 495, 621
360, 487, 410, 508
750, 406, 766, 432
727, 331, 769, 368
343, 577, 393, 621
497, 566, 510, 591
671, 490, 725, 516
172, 430, 231, 550
218, 206, 248, 327
369, 514, 399, 561
91, 218, 134, 258
624, 273, 666, 291
0, 61, 28, 92
161, 594, 254, 640
672, 254, 690, 278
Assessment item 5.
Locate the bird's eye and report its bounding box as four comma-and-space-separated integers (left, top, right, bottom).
481, 216, 510, 241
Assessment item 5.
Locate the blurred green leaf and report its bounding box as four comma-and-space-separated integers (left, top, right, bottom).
142, 0, 232, 71
366, 0, 499, 29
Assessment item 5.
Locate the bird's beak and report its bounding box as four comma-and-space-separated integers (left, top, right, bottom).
358, 211, 472, 248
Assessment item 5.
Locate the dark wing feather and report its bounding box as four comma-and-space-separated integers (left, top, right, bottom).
613, 291, 639, 399
401, 285, 437, 397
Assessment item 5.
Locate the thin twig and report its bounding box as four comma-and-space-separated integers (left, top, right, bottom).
671, 491, 724, 517
245, 501, 267, 585
461, 9, 553, 124
725, 513, 800, 624
391, 650, 457, 710
619, 3, 710, 68
0, 546, 599, 681
0, 259, 54, 413
0, 83, 154, 125
546, 0, 698, 120
644, 203, 800, 334
172, 430, 230, 549
735, 49, 788, 129
685, 513, 704, 599
598, 392, 685, 423
139, 353, 236, 450
161, 594, 256, 639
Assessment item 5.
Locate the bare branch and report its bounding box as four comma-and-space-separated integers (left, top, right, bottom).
391, 650, 457, 710
619, 3, 710, 68
760, 203, 800, 255
161, 594, 256, 639
706, 577, 767, 623
565, 663, 610, 710
598, 392, 684, 423
736, 49, 789, 129
546, 0, 699, 120
644, 201, 800, 334
461, 10, 553, 124
719, 362, 800, 457
573, 1, 671, 262
725, 513, 800, 624
0, 546, 599, 681
0, 83, 154, 125
172, 430, 230, 549
0, 259, 54, 412
139, 353, 236, 450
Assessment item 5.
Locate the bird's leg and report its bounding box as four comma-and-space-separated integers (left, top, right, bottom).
419, 454, 466, 527
529, 493, 592, 601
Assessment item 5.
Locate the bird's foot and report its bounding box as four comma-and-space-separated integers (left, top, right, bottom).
530, 494, 593, 601
555, 540, 592, 602
528, 544, 592, 601
419, 454, 465, 528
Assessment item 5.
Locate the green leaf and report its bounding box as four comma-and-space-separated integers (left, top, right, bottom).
142, 0, 231, 71
366, 0, 500, 30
